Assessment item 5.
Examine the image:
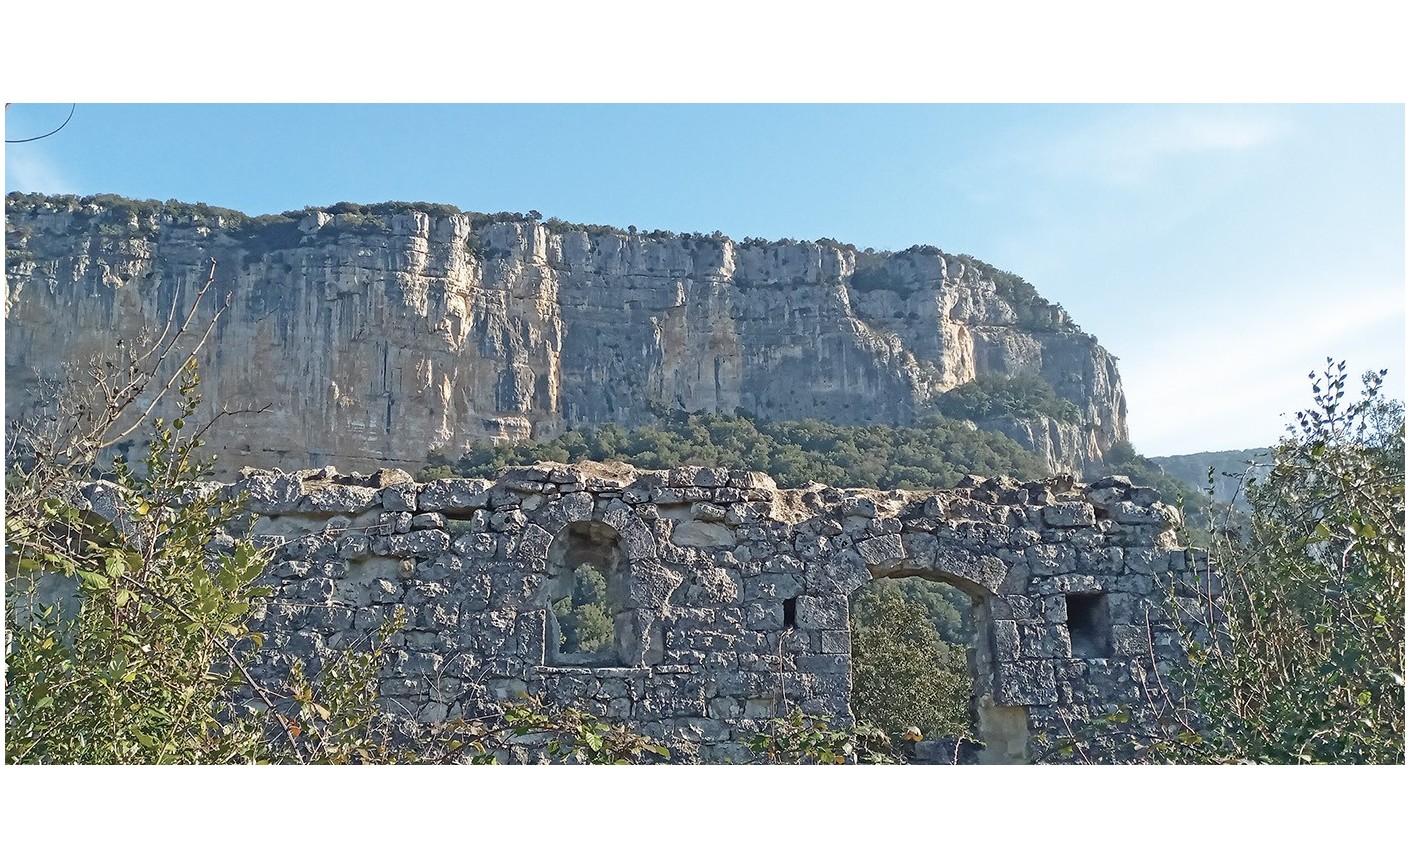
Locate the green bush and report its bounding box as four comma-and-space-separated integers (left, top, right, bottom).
849, 584, 972, 740
423, 410, 1050, 490
1126, 363, 1404, 764
553, 565, 615, 656
932, 372, 1082, 424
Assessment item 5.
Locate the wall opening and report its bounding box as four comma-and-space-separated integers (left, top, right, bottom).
848, 575, 979, 748
782, 596, 797, 629
1066, 592, 1112, 658
545, 521, 629, 666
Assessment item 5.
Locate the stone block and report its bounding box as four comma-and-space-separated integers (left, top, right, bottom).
383, 529, 450, 557
991, 594, 1037, 620
1027, 544, 1076, 576
855, 533, 905, 567
821, 548, 870, 595
417, 478, 492, 513
381, 482, 417, 513
411, 512, 445, 530
302, 483, 379, 514
1020, 622, 1071, 659
797, 654, 848, 674
1077, 546, 1124, 574
335, 531, 371, 560
934, 549, 1007, 594
672, 519, 736, 548
489, 509, 526, 533
820, 630, 850, 654
240, 473, 305, 514
693, 467, 732, 487
487, 678, 528, 701
516, 610, 546, 662
1111, 624, 1149, 657
745, 572, 802, 602
796, 595, 847, 631
993, 620, 1021, 662
901, 532, 938, 570
691, 501, 728, 522
1042, 501, 1096, 528
996, 660, 1058, 706
1109, 501, 1169, 526
517, 523, 554, 559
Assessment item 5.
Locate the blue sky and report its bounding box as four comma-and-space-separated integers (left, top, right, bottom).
5, 103, 1402, 456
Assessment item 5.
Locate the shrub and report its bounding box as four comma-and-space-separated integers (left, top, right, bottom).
1114, 362, 1404, 764
933, 372, 1083, 425
849, 584, 972, 740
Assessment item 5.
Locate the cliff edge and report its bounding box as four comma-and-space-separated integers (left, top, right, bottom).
5, 194, 1128, 475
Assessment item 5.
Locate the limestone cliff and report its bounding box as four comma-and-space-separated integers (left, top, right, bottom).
4, 195, 1128, 475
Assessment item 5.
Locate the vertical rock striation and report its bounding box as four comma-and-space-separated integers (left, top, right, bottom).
5, 195, 1128, 475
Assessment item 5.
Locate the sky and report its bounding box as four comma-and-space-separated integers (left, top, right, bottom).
7, 102, 1401, 456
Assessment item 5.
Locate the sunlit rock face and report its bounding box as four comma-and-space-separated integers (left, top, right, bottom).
5, 197, 1127, 474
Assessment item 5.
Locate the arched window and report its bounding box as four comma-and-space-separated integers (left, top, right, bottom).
544, 521, 628, 666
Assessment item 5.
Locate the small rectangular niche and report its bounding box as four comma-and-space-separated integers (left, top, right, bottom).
1065, 592, 1112, 658
783, 596, 798, 629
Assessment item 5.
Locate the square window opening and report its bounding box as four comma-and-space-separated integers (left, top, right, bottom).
1065, 592, 1112, 658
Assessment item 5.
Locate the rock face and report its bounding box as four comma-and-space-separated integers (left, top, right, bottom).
5, 196, 1128, 474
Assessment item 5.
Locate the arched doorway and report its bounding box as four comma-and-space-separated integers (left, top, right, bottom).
850, 564, 1030, 764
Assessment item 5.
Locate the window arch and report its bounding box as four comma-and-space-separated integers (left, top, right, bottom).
544, 521, 630, 666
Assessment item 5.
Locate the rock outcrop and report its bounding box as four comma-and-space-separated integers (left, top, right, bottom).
5, 195, 1128, 474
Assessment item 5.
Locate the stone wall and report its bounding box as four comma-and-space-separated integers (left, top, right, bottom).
213, 463, 1215, 763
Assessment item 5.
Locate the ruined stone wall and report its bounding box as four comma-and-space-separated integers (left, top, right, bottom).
217, 463, 1215, 763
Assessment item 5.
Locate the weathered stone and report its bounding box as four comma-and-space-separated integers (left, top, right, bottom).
671, 519, 736, 548
1027, 544, 1076, 577
996, 660, 1059, 706
418, 478, 492, 512
855, 533, 905, 567
517, 523, 554, 560
1042, 501, 1095, 528
796, 595, 847, 631
690, 501, 728, 523
381, 482, 418, 513
994, 620, 1021, 661
1109, 501, 1172, 526
302, 484, 379, 514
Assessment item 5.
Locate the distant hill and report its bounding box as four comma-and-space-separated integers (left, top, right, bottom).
1150, 448, 1271, 510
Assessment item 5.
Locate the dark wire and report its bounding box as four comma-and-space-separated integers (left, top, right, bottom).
6, 104, 77, 143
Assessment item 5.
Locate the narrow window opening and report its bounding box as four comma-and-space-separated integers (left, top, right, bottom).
782, 596, 797, 629
546, 521, 626, 666
1066, 592, 1112, 658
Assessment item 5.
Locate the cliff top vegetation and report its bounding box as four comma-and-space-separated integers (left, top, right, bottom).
5, 192, 1076, 332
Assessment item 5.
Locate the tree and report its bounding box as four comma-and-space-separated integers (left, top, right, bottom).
849, 582, 973, 741
3, 265, 409, 764
1136, 362, 1404, 763
5, 362, 280, 762
554, 564, 615, 656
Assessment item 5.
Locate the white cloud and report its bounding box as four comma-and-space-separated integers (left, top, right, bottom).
4, 147, 77, 195
1123, 285, 1405, 455
1035, 107, 1289, 185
